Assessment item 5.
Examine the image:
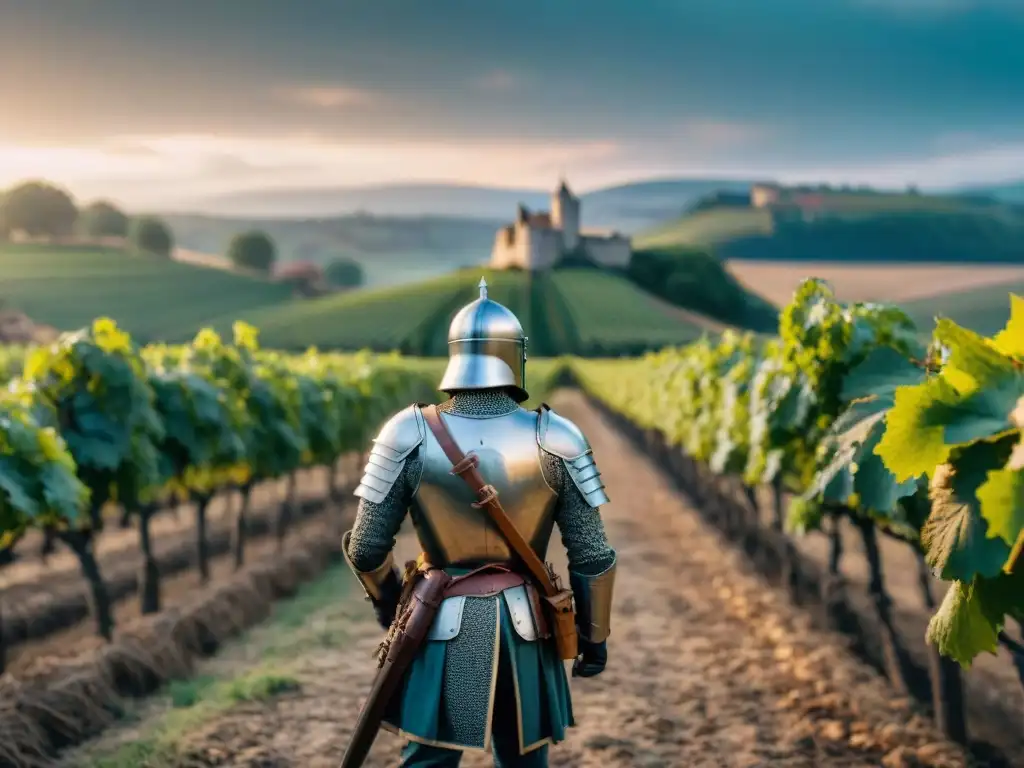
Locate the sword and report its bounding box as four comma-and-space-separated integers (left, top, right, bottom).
340, 566, 450, 768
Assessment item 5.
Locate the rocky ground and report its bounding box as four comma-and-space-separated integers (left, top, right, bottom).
64, 392, 971, 768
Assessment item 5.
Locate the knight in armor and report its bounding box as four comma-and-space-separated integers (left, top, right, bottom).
342, 278, 616, 767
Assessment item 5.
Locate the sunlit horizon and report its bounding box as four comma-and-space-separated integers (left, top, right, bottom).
3, 133, 1024, 214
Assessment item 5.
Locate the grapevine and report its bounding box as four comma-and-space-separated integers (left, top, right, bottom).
571, 277, 1024, 743
0, 318, 441, 646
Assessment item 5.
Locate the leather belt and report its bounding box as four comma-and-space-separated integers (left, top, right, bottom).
443, 566, 526, 598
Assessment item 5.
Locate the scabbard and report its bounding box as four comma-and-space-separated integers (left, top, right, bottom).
340, 567, 451, 768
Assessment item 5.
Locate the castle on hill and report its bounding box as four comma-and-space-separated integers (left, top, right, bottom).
490, 180, 631, 271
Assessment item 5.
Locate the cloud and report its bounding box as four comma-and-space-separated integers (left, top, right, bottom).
0, 133, 625, 209
274, 85, 378, 109
472, 71, 522, 92
671, 120, 770, 150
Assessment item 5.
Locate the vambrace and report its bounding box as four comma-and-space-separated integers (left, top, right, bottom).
342, 529, 399, 601
569, 556, 617, 643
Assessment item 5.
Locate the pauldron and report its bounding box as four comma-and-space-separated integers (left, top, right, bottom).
354, 405, 426, 504
536, 404, 609, 508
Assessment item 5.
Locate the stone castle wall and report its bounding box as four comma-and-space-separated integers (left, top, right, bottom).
491, 221, 564, 270
490, 182, 631, 270
525, 225, 563, 270
579, 234, 631, 268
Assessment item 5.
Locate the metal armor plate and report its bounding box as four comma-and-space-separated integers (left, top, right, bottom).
409, 407, 558, 567
502, 585, 539, 642
424, 587, 539, 642
354, 405, 426, 504
537, 406, 610, 508
426, 595, 467, 641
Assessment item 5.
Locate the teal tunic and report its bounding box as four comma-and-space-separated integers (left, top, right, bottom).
382, 575, 574, 755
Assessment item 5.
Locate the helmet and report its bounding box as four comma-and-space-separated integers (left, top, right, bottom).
438, 278, 529, 402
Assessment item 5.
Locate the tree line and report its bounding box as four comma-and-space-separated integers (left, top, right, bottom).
0, 179, 365, 287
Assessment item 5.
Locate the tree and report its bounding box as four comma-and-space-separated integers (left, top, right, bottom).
131, 217, 173, 258
0, 180, 78, 238
324, 258, 364, 288
228, 231, 276, 274
79, 201, 129, 238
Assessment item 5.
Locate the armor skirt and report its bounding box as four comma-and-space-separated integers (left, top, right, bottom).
381, 589, 574, 754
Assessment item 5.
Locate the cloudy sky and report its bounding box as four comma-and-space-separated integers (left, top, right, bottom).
1, 0, 1023, 209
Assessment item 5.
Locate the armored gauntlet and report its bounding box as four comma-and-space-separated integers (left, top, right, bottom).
343, 530, 402, 629
569, 557, 616, 677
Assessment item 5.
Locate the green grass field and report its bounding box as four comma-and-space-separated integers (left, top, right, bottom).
0, 243, 727, 356
0, 243, 294, 343
549, 269, 709, 352
199, 271, 483, 353
635, 208, 774, 250
635, 191, 1024, 265
208, 268, 712, 355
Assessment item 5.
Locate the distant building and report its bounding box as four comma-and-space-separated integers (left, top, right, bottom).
274, 260, 330, 296
750, 183, 783, 209
490, 180, 631, 271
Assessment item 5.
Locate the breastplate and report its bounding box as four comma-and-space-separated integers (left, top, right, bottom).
410, 408, 558, 568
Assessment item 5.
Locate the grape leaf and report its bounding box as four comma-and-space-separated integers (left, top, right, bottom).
831, 396, 893, 434
926, 579, 1000, 666
936, 319, 1018, 393
0, 456, 39, 516
940, 372, 1024, 445
853, 421, 920, 516
991, 294, 1024, 359
975, 466, 1024, 547
926, 568, 1024, 666
924, 442, 1014, 581
876, 376, 959, 482
840, 347, 925, 403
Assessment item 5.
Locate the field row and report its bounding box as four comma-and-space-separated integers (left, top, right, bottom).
0, 317, 441, 664
199, 268, 715, 355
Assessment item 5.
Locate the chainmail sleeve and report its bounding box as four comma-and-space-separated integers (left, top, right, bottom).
542, 453, 615, 576
347, 450, 422, 572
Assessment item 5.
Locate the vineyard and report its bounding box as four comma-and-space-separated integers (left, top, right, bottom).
0, 316, 460, 764
2, 280, 1024, 765
570, 279, 1024, 756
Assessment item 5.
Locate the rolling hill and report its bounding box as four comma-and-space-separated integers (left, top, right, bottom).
194, 268, 721, 355
160, 213, 501, 288
159, 178, 759, 289
635, 187, 1024, 264
191, 178, 755, 231
0, 243, 295, 344
0, 240, 770, 354
949, 180, 1024, 205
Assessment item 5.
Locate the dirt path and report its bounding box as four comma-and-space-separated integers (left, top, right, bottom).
65, 393, 967, 768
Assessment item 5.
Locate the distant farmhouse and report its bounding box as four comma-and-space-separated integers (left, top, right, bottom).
490, 180, 631, 271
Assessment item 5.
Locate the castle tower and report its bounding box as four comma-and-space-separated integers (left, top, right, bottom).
551, 179, 580, 251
